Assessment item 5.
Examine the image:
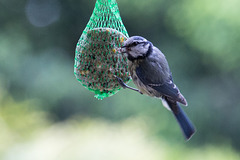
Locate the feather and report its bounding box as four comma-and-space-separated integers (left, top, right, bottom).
165, 98, 195, 140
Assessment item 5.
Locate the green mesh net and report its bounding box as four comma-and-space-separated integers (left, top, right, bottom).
74, 0, 130, 99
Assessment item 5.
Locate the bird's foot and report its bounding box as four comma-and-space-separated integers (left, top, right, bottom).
114, 75, 143, 94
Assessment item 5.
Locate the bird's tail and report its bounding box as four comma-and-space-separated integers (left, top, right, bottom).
166, 99, 196, 140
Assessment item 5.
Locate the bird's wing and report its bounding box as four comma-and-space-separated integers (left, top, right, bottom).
135, 61, 182, 103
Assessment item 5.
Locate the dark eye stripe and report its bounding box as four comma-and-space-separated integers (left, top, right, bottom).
132, 42, 139, 46
129, 41, 143, 47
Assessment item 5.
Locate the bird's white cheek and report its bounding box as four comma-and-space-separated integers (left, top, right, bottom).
141, 47, 148, 53
129, 51, 138, 58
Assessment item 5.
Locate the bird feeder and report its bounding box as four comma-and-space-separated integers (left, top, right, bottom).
74, 0, 130, 99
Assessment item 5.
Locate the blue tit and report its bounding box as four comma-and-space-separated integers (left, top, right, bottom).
116, 36, 196, 140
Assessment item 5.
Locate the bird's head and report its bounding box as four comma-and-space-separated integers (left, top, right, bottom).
120, 36, 153, 61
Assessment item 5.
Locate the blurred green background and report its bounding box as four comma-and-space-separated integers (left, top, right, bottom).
1, 0, 240, 159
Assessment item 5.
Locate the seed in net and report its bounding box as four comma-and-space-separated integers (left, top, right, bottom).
75, 28, 130, 93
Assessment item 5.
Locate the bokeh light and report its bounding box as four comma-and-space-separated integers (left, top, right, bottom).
25, 0, 61, 27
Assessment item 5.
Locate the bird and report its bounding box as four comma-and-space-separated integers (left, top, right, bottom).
115, 36, 196, 140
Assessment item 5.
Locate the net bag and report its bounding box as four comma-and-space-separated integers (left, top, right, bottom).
74, 0, 130, 99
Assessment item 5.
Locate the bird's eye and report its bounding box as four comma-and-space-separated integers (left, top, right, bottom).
132, 42, 139, 46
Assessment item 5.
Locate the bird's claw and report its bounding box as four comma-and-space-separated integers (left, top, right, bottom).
114, 75, 143, 95
114, 75, 126, 88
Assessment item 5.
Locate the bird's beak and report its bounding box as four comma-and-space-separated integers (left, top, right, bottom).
118, 45, 127, 53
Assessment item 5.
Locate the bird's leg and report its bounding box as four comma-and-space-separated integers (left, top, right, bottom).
114, 75, 143, 94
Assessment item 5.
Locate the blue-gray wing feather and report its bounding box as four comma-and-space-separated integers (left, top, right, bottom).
136, 62, 180, 101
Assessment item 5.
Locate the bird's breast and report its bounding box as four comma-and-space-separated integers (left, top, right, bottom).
128, 61, 162, 98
